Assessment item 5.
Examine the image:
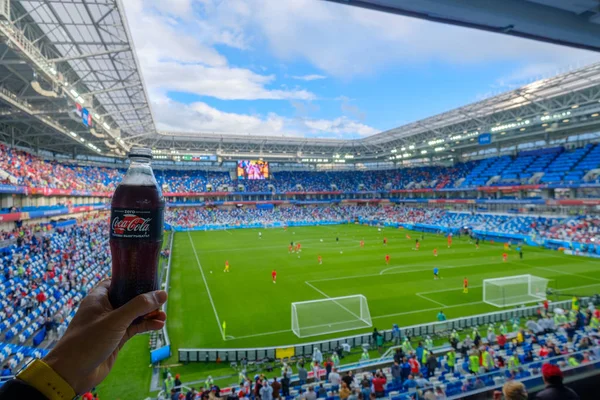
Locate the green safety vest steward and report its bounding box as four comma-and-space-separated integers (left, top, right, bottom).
568, 357, 579, 367
447, 352, 456, 367
469, 355, 479, 373
591, 317, 600, 329
425, 339, 433, 349
508, 355, 520, 370
422, 350, 429, 364
361, 352, 369, 360
482, 351, 490, 369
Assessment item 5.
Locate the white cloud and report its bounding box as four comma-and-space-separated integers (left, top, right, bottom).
305, 117, 379, 137
338, 96, 366, 121
237, 0, 600, 78
123, 0, 314, 101
151, 92, 377, 138
147, 0, 193, 18
142, 61, 315, 101
125, 0, 226, 67
151, 92, 289, 135
291, 74, 327, 81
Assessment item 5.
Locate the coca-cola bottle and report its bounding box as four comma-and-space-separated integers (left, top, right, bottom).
109, 147, 164, 310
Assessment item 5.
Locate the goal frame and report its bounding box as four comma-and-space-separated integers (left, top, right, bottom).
483, 274, 549, 308
291, 294, 372, 338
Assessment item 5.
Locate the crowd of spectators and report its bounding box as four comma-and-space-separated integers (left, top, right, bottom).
2, 143, 600, 196
0, 145, 480, 194
164, 204, 600, 246
165, 206, 351, 229
0, 218, 110, 369
541, 216, 600, 243
168, 299, 596, 400
0, 144, 119, 191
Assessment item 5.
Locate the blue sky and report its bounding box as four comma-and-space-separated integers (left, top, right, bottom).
124, 0, 600, 139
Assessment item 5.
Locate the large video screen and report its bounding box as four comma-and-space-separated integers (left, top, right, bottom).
237, 160, 270, 180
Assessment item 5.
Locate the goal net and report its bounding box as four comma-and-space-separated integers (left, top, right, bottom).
483, 275, 549, 308
291, 295, 372, 338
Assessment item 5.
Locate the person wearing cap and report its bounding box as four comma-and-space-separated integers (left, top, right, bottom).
174, 374, 182, 393
535, 363, 579, 400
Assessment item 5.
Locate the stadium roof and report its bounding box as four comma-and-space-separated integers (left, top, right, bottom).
0, 0, 153, 157
1, 0, 600, 164
323, 0, 600, 52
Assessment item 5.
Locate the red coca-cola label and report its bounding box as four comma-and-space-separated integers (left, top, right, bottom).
110, 208, 163, 241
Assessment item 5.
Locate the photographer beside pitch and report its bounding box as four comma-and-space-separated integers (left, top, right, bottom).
0, 282, 167, 399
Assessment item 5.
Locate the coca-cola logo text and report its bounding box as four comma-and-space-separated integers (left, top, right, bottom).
112, 214, 152, 235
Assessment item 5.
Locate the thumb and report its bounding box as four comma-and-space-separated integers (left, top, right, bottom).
112, 290, 167, 327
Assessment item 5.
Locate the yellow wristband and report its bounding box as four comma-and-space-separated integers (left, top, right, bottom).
16, 359, 76, 400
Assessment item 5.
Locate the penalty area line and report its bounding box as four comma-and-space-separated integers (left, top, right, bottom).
416, 293, 448, 308
226, 329, 293, 341
371, 301, 486, 320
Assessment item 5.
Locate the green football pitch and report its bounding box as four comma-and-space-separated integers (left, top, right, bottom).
166, 224, 600, 350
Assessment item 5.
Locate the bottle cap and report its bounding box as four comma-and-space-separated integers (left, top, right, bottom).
128, 147, 152, 159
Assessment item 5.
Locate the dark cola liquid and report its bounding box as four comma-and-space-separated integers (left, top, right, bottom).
109, 184, 164, 310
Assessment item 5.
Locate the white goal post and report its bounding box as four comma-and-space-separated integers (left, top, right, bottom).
291, 295, 372, 338
483, 275, 549, 308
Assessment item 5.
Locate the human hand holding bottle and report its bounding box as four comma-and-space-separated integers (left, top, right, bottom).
43, 281, 167, 394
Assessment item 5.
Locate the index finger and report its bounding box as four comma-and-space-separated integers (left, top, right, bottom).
88, 279, 110, 299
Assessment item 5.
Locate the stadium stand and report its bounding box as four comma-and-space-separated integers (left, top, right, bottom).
0, 219, 110, 380
0, 144, 120, 191
166, 307, 600, 400
5, 144, 600, 194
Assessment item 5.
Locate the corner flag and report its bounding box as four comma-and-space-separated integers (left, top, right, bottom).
222, 321, 227, 337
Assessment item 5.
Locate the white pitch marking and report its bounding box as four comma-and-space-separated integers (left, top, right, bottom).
188, 231, 226, 340
371, 301, 486, 320
510, 260, 600, 283
416, 293, 448, 308
417, 285, 483, 295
